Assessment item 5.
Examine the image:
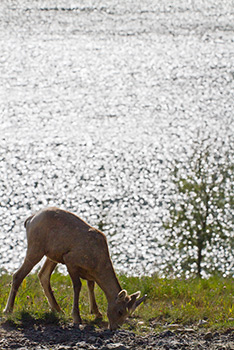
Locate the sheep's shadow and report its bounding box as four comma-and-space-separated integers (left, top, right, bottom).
2, 312, 114, 347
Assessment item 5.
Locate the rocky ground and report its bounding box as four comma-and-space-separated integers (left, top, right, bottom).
1, 322, 234, 350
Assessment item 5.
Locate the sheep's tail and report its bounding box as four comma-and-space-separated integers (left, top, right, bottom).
24, 214, 34, 228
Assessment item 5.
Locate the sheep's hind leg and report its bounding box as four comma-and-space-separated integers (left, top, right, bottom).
4, 252, 43, 313
38, 258, 61, 312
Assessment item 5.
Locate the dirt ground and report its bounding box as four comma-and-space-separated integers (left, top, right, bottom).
1, 321, 234, 350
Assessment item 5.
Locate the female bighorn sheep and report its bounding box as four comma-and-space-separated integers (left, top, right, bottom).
4, 207, 146, 330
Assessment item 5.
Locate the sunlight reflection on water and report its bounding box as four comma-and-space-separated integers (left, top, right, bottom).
0, 0, 234, 276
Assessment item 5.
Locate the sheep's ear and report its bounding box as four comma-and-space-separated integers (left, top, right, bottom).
116, 290, 128, 302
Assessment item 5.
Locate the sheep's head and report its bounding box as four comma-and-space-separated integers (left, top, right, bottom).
107, 289, 146, 331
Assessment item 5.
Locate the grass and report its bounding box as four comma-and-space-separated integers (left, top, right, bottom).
1, 272, 234, 333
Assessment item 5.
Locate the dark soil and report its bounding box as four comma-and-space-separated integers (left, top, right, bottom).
1, 321, 234, 350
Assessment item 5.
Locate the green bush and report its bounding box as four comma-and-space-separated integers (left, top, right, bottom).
163, 134, 234, 277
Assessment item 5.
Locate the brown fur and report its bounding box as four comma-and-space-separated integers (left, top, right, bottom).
4, 207, 146, 330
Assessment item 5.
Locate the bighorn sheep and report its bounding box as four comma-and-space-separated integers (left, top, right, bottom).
4, 207, 146, 330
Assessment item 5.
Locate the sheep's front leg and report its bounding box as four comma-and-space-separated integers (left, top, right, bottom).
66, 265, 82, 324
87, 280, 102, 319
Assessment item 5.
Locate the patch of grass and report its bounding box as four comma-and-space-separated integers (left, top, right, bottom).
1, 272, 234, 333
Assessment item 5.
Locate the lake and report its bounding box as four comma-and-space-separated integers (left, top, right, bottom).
0, 0, 233, 276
